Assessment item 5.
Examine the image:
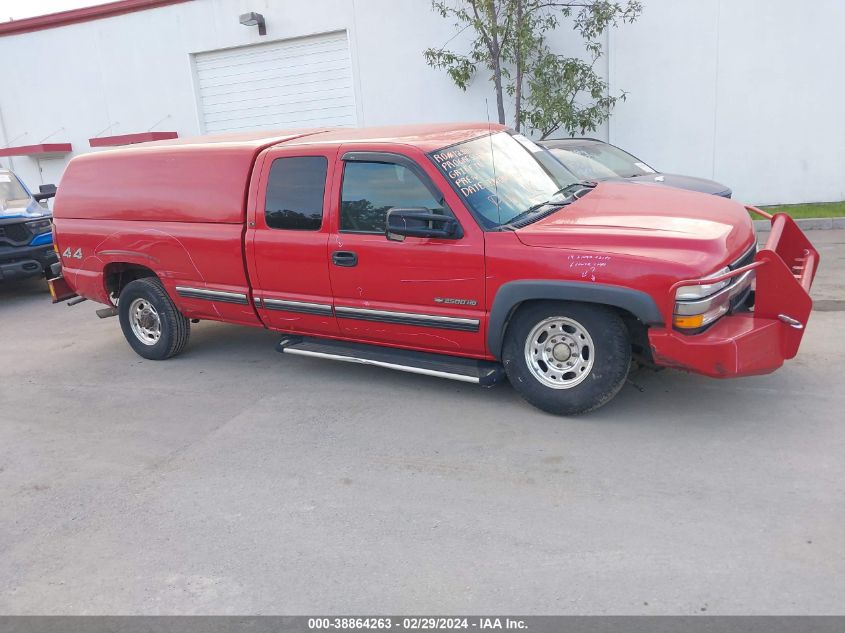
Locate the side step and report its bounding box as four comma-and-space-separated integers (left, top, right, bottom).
276, 336, 504, 386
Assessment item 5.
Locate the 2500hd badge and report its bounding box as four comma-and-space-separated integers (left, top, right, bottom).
48, 123, 818, 416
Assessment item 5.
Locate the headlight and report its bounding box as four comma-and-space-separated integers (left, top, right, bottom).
673, 303, 730, 330
673, 269, 755, 331
674, 267, 730, 300
26, 218, 52, 234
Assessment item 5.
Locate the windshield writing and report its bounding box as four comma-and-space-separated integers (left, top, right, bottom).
430, 133, 577, 229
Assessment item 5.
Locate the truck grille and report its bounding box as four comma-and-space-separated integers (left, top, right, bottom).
730, 243, 756, 270
0, 222, 33, 246
729, 243, 757, 312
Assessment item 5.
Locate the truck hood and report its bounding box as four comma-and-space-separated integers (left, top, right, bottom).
515, 181, 755, 272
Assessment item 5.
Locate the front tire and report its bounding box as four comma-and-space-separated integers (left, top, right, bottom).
118, 277, 190, 360
502, 301, 630, 415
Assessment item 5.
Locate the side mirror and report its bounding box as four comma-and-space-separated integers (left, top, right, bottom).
34, 184, 57, 202
386, 207, 462, 241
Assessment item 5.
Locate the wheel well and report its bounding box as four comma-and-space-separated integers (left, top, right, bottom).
103, 263, 157, 303
502, 299, 652, 361
488, 281, 664, 360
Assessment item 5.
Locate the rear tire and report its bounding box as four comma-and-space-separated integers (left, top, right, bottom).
118, 277, 190, 360
502, 301, 630, 415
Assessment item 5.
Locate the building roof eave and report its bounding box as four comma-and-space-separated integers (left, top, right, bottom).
0, 0, 192, 38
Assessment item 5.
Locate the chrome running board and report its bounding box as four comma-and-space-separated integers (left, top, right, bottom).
276, 336, 504, 386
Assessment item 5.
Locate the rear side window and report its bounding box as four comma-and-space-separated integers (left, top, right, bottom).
265, 156, 328, 230
340, 162, 443, 233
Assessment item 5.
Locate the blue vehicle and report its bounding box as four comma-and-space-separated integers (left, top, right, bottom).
0, 168, 58, 282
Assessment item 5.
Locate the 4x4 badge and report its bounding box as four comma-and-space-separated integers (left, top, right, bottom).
434, 297, 477, 306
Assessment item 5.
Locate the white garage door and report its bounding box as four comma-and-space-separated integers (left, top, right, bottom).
194, 31, 356, 133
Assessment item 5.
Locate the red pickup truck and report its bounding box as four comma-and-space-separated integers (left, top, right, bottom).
49, 123, 818, 415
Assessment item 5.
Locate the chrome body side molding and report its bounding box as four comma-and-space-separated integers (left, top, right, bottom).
334, 306, 479, 332
175, 286, 248, 305
263, 298, 334, 316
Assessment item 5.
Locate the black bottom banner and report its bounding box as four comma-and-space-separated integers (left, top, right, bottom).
0, 617, 843, 633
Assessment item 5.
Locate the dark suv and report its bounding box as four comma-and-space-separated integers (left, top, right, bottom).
0, 168, 57, 282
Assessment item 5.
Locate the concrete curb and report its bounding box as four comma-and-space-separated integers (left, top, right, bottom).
754, 217, 845, 231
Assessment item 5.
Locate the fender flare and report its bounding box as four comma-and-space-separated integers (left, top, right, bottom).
487, 280, 664, 359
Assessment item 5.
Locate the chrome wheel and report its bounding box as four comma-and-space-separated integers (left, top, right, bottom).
523, 316, 595, 389
128, 297, 161, 346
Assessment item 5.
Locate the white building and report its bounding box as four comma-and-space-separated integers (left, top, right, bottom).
0, 0, 842, 206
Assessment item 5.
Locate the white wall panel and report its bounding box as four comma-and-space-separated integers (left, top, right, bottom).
609, 0, 845, 204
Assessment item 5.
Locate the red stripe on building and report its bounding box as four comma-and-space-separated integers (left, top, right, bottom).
0, 0, 192, 37
0, 143, 73, 157
89, 132, 179, 147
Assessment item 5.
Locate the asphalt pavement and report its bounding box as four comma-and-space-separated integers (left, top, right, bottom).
1, 231, 843, 614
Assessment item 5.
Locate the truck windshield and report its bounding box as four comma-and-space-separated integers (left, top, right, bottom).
0, 172, 32, 211
429, 132, 579, 229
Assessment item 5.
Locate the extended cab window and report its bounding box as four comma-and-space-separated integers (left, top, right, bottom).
265, 156, 328, 230
340, 162, 443, 233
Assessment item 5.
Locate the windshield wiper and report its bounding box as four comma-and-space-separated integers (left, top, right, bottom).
502, 200, 570, 230
550, 180, 597, 200
501, 181, 597, 230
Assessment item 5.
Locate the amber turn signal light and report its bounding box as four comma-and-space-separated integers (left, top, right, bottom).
673, 314, 705, 329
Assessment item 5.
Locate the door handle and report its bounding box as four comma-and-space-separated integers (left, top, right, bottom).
332, 250, 358, 267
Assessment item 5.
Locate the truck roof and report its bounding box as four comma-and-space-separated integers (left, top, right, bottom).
282, 122, 504, 152
54, 123, 506, 225
138, 122, 505, 152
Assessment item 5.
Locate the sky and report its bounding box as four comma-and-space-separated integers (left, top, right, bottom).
1, 0, 111, 21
